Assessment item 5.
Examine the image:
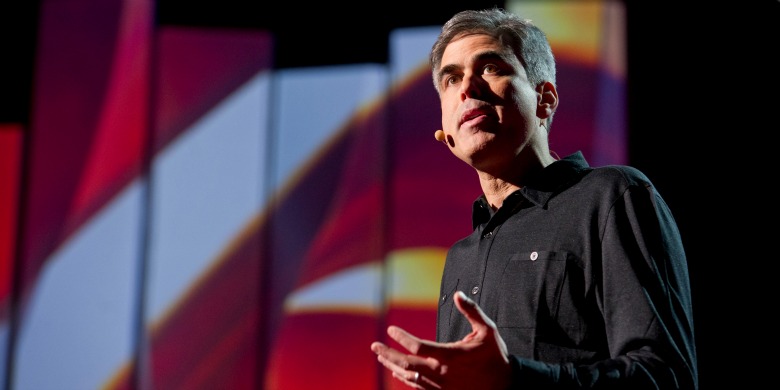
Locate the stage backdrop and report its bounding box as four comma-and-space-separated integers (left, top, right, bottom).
0, 0, 625, 388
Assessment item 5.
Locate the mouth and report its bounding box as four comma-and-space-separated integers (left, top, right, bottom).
459, 106, 496, 127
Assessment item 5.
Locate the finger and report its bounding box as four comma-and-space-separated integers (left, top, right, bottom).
373, 339, 442, 386
370, 341, 387, 354
413, 372, 443, 390
392, 370, 443, 390
453, 291, 496, 336
387, 325, 424, 355
375, 350, 428, 389
371, 341, 409, 366
453, 291, 510, 357
372, 341, 427, 374
391, 370, 427, 389
388, 325, 450, 364
387, 327, 445, 365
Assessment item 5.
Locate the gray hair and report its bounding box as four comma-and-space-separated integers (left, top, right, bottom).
430, 8, 558, 127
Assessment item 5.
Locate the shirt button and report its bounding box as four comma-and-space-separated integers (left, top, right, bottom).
471, 286, 480, 295
530, 251, 538, 261
483, 231, 493, 239
441, 293, 448, 302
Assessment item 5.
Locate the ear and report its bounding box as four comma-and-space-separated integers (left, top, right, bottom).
536, 81, 558, 120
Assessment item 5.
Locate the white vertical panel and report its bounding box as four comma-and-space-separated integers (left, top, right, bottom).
389, 26, 440, 85
272, 64, 387, 189
145, 71, 271, 323
264, 63, 389, 390
14, 183, 145, 389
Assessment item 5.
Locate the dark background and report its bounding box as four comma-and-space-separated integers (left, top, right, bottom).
2, 1, 779, 388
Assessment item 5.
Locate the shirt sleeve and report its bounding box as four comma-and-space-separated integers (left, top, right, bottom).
508, 179, 698, 389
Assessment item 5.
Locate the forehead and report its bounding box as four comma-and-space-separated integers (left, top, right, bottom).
441, 33, 506, 65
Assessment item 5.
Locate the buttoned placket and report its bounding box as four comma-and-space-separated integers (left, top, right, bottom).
468, 193, 527, 305
473, 224, 497, 302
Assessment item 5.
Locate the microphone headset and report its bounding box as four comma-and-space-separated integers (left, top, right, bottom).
434, 130, 446, 143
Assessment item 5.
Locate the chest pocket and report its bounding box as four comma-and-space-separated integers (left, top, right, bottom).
495, 250, 582, 330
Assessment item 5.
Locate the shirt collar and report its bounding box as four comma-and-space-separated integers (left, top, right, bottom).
472, 151, 590, 229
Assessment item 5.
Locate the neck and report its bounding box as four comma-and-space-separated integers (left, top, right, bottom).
476, 151, 557, 210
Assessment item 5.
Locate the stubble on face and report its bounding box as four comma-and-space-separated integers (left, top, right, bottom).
438, 34, 536, 173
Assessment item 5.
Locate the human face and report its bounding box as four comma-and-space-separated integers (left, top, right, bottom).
436, 33, 541, 174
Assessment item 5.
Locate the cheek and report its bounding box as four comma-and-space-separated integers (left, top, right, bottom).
503, 89, 535, 118
440, 100, 459, 126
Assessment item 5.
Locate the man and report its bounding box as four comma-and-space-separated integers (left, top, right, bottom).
370, 8, 698, 390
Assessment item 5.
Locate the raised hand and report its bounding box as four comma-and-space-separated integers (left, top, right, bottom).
370, 291, 512, 389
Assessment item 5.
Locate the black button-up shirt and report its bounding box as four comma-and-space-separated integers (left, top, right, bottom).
436, 152, 697, 389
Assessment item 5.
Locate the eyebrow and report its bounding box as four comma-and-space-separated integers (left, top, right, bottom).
436, 50, 510, 85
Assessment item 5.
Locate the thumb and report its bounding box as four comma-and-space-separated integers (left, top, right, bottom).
453, 291, 497, 335
454, 291, 510, 358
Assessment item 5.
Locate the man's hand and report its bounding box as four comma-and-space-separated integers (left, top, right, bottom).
370, 291, 512, 389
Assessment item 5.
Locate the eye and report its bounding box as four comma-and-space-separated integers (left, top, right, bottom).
444, 74, 462, 87
483, 64, 499, 74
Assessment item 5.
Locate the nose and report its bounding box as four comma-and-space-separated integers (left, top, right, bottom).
459, 73, 482, 100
